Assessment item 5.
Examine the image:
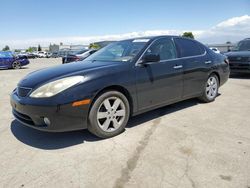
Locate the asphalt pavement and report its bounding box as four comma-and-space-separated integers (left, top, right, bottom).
0, 58, 250, 188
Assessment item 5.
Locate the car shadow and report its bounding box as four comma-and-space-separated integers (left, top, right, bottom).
11, 121, 100, 150
230, 73, 250, 79
0, 67, 29, 71
127, 98, 199, 128
11, 98, 200, 150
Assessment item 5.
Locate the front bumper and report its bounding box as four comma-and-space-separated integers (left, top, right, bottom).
10, 92, 89, 132
229, 61, 250, 73
20, 59, 30, 66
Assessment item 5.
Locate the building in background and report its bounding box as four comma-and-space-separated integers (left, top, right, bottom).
41, 46, 50, 52
207, 43, 235, 53
49, 44, 59, 52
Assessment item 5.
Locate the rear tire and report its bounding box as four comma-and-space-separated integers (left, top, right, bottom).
88, 91, 130, 138
199, 74, 219, 103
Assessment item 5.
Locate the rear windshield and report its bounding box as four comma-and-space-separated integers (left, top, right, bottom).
75, 49, 88, 55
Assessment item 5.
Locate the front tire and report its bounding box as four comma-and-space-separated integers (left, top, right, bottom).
88, 91, 130, 138
12, 61, 21, 69
199, 74, 219, 103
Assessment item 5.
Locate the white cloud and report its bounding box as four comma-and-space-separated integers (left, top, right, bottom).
195, 15, 250, 43
216, 15, 250, 28
0, 15, 249, 49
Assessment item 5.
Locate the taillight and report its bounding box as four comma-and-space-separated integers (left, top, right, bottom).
74, 57, 80, 61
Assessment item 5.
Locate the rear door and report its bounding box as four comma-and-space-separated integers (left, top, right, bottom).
174, 38, 211, 98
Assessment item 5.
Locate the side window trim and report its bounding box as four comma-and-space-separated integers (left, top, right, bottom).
135, 37, 207, 66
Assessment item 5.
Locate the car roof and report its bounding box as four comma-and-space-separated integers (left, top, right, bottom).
128, 35, 177, 40
120, 35, 196, 42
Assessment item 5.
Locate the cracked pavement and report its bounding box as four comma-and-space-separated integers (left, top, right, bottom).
0, 58, 250, 188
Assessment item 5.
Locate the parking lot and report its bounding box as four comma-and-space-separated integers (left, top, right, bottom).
0, 58, 250, 188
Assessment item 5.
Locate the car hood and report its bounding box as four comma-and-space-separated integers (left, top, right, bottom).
18, 60, 121, 88
224, 51, 250, 57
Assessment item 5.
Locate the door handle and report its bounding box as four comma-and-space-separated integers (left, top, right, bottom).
173, 65, 183, 69
205, 61, 212, 64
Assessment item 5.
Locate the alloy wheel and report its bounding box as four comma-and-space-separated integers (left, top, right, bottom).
12, 61, 21, 69
97, 96, 126, 132
206, 76, 218, 100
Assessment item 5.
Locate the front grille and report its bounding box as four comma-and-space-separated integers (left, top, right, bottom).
13, 109, 34, 125
17, 87, 32, 97
228, 56, 250, 62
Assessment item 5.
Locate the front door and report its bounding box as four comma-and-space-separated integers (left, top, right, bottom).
135, 38, 183, 111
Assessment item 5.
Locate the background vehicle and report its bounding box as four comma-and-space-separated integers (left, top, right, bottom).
50, 51, 59, 58
224, 38, 250, 74
11, 36, 229, 138
26, 53, 38, 59
209, 47, 220, 54
57, 50, 72, 57
0, 51, 29, 69
37, 51, 48, 58
46, 52, 52, 58
62, 49, 97, 64
17, 52, 38, 59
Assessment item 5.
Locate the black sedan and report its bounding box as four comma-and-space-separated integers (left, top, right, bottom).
10, 36, 230, 138
224, 38, 250, 74
62, 49, 97, 64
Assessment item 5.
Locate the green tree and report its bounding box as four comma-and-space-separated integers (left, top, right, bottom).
2, 45, 10, 51
89, 43, 101, 49
26, 47, 37, 52
38, 44, 42, 51
182, 32, 194, 39
14, 49, 21, 53
26, 47, 33, 52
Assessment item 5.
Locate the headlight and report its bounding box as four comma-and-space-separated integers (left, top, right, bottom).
30, 76, 84, 98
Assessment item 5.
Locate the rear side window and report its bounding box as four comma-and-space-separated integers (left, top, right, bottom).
174, 38, 205, 58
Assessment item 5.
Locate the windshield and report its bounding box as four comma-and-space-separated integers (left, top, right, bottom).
86, 39, 150, 62
0, 51, 13, 58
234, 40, 250, 51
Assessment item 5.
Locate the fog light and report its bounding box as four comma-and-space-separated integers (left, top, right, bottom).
43, 117, 51, 126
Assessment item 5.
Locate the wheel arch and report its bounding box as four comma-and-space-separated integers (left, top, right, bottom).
209, 71, 220, 85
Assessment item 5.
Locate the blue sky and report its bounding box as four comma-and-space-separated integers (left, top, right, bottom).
0, 0, 249, 48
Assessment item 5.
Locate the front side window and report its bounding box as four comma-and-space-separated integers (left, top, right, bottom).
144, 38, 177, 61
174, 38, 205, 58
86, 39, 149, 62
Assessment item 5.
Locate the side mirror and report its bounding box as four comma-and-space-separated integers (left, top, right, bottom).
141, 54, 160, 64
